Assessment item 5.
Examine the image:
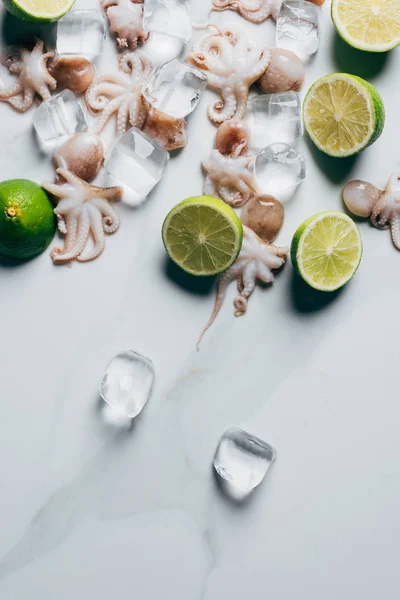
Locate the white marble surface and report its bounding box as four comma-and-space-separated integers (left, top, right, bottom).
1, 1, 400, 598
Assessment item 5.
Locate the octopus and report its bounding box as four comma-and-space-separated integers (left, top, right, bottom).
42, 168, 122, 264
343, 173, 400, 251
143, 107, 187, 151
101, 0, 149, 50
85, 51, 151, 137
54, 133, 105, 182
212, 0, 282, 23
48, 56, 95, 95
198, 226, 288, 347
203, 118, 259, 206
241, 195, 284, 243
188, 25, 270, 124
0, 39, 56, 112
258, 48, 305, 93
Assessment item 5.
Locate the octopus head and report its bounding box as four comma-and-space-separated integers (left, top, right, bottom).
143, 107, 187, 152
215, 119, 249, 157
343, 180, 381, 218
259, 48, 305, 94
49, 56, 95, 95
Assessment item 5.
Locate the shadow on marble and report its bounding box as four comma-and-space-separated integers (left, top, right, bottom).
1, 12, 56, 48
95, 394, 136, 432
289, 270, 345, 314
212, 467, 274, 509
164, 256, 216, 296
332, 32, 391, 79
305, 135, 359, 184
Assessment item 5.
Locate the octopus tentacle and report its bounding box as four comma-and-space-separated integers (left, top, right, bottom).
76, 205, 106, 262
390, 208, 400, 250
0, 81, 23, 99
116, 96, 131, 137
234, 261, 257, 316
371, 195, 391, 229
90, 198, 120, 233
6, 89, 34, 112
52, 207, 91, 263
93, 95, 125, 134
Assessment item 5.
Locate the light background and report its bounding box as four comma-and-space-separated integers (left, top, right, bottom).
0, 0, 400, 598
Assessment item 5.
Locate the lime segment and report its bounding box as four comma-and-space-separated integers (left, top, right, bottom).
303, 73, 385, 157
291, 211, 362, 291
332, 0, 400, 52
2, 0, 75, 22
162, 196, 243, 276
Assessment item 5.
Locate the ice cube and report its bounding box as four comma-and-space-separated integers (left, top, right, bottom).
143, 59, 208, 119
143, 0, 192, 42
56, 9, 106, 62
254, 142, 306, 200
246, 92, 303, 149
105, 128, 169, 206
276, 0, 320, 61
141, 32, 187, 68
100, 350, 155, 419
33, 90, 87, 148
213, 427, 276, 491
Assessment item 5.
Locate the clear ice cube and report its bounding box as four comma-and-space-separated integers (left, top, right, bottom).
100, 350, 155, 419
213, 427, 276, 491
143, 0, 192, 42
105, 127, 169, 206
56, 9, 106, 62
246, 92, 303, 149
254, 142, 306, 199
276, 0, 320, 61
142, 32, 187, 68
143, 59, 208, 119
33, 90, 87, 147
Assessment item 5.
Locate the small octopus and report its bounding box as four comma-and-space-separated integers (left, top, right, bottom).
42, 168, 122, 264
0, 39, 56, 112
101, 0, 149, 50
212, 0, 282, 23
203, 119, 260, 207
198, 226, 288, 346
343, 173, 400, 251
188, 25, 270, 124
85, 51, 151, 137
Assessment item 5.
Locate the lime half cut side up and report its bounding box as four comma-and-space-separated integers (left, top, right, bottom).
332, 0, 400, 52
2, 0, 75, 22
291, 211, 363, 292
162, 196, 243, 276
303, 73, 385, 157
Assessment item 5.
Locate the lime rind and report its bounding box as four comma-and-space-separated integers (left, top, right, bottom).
303, 73, 385, 158
291, 211, 363, 292
162, 196, 243, 277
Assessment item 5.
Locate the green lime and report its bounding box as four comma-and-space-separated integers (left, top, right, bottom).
2, 0, 75, 22
291, 211, 362, 292
332, 0, 400, 52
162, 195, 243, 276
303, 73, 385, 157
0, 179, 56, 260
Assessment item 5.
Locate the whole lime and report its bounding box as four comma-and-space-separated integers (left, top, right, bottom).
0, 179, 56, 260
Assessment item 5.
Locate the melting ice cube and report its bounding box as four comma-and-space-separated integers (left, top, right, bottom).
143, 59, 208, 119
143, 0, 192, 41
246, 92, 303, 149
33, 90, 87, 148
213, 427, 276, 491
56, 9, 106, 62
100, 350, 155, 419
276, 0, 320, 61
105, 127, 169, 206
254, 142, 306, 200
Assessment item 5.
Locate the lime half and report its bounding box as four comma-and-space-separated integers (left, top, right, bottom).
303, 73, 385, 157
332, 0, 400, 52
291, 211, 362, 291
162, 196, 243, 276
2, 0, 75, 22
